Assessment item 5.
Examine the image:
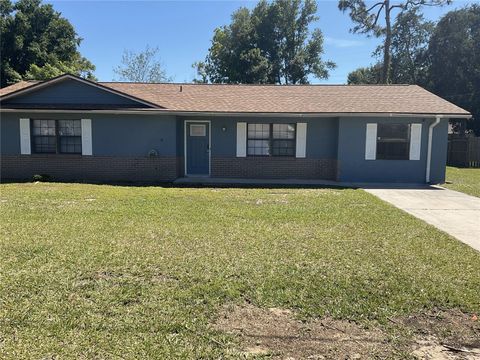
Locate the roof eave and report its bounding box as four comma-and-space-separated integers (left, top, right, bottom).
0, 107, 472, 118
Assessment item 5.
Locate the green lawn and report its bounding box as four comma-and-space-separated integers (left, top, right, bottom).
1, 183, 479, 359
444, 166, 480, 197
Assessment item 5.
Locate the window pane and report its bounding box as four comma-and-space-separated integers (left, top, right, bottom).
247, 140, 270, 156
377, 142, 409, 160
33, 136, 56, 153
58, 120, 81, 136
33, 119, 56, 136
190, 124, 206, 136
60, 136, 82, 154
248, 123, 270, 139
272, 139, 295, 156
376, 123, 410, 160
273, 124, 295, 139
378, 123, 409, 141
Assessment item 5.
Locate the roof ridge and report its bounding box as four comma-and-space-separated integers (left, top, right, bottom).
100, 81, 413, 87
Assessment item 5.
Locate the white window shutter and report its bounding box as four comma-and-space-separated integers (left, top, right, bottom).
296, 122, 307, 158
19, 118, 31, 155
81, 119, 92, 155
236, 122, 247, 157
409, 123, 422, 160
365, 123, 377, 160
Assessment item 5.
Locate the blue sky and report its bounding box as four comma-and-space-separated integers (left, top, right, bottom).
47, 0, 475, 84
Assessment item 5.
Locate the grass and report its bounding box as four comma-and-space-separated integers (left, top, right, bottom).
444, 166, 480, 197
1, 183, 479, 359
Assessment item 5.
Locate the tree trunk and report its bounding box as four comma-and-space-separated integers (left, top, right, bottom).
382, 0, 392, 84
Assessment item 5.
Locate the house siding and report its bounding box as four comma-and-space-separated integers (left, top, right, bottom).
1, 111, 449, 184
3, 79, 145, 106
1, 115, 20, 155
337, 117, 448, 183
0, 112, 179, 182
178, 116, 338, 180
429, 119, 449, 184
92, 115, 177, 156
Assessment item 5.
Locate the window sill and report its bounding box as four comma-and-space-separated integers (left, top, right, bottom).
28, 153, 84, 157
245, 156, 297, 159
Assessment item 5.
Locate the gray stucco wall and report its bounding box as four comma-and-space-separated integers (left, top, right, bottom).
2, 79, 144, 106
337, 117, 447, 183
0, 113, 177, 157
178, 116, 339, 159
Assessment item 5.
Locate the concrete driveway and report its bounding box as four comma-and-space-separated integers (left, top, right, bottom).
364, 187, 480, 252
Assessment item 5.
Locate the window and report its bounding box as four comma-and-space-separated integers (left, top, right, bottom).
376, 123, 410, 160
32, 120, 56, 153
247, 123, 295, 156
272, 124, 295, 156
190, 124, 206, 137
32, 119, 82, 154
248, 124, 270, 156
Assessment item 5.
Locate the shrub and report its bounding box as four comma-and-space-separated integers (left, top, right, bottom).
32, 174, 52, 182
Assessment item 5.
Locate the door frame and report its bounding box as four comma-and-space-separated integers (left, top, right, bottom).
184, 120, 211, 177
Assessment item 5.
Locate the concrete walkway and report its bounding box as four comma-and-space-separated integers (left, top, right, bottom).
365, 187, 480, 252
173, 177, 426, 188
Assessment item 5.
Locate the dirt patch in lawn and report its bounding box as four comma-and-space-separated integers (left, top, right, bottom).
213, 304, 480, 359
400, 310, 480, 360
214, 304, 392, 358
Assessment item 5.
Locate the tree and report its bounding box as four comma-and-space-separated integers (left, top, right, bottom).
427, 5, 480, 135
388, 7, 434, 84
198, 0, 335, 84
0, 0, 95, 87
191, 61, 208, 83
113, 46, 171, 83
347, 64, 382, 84
338, 0, 449, 84
347, 7, 434, 85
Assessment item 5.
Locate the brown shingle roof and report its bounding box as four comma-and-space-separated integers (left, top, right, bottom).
0, 81, 39, 96
0, 77, 470, 116
102, 82, 470, 115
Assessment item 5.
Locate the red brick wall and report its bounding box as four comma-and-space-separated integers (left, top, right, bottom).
0, 155, 178, 182
211, 157, 337, 180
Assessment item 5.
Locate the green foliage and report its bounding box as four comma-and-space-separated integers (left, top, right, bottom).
388, 7, 434, 84
1, 183, 479, 357
347, 5, 479, 134
349, 8, 434, 85
191, 61, 208, 83
113, 45, 172, 83
347, 64, 382, 84
32, 174, 51, 182
339, 0, 450, 83
199, 0, 335, 84
427, 5, 480, 135
26, 58, 96, 81
0, 0, 95, 87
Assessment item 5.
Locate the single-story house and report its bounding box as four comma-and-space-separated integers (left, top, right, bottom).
0, 74, 471, 184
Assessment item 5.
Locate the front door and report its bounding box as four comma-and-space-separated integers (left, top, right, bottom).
186, 122, 210, 175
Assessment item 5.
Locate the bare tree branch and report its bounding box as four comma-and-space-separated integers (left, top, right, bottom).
366, 1, 385, 13
389, 4, 406, 11
373, 3, 385, 26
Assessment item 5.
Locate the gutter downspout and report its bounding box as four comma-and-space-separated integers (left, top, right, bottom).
426, 116, 441, 184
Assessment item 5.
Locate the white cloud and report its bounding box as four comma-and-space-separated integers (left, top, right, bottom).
325, 36, 364, 48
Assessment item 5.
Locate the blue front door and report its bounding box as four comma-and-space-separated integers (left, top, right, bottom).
186, 122, 210, 175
